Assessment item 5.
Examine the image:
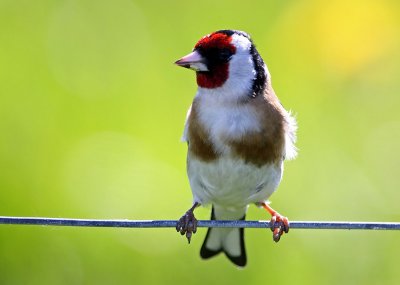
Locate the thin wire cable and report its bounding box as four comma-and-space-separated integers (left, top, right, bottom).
1, 216, 400, 230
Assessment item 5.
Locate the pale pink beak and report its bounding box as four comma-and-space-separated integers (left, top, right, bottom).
175, 50, 209, 72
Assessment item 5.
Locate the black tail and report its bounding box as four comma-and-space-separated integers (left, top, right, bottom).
200, 207, 247, 267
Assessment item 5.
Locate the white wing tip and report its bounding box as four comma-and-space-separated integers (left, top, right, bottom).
284, 110, 298, 160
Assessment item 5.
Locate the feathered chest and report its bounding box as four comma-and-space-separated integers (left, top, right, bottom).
185, 94, 286, 167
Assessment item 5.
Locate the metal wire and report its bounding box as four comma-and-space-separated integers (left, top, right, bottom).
1, 216, 400, 230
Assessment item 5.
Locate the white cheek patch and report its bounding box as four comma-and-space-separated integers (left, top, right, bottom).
225, 34, 254, 98
223, 41, 255, 98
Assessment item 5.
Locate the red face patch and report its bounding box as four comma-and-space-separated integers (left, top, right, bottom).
196, 64, 229, 88
194, 32, 236, 89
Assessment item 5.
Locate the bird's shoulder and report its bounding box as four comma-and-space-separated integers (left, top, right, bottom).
225, 86, 287, 166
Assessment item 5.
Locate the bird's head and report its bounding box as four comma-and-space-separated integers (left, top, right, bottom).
175, 30, 268, 98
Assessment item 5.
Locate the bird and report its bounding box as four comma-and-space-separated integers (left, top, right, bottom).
174, 30, 297, 267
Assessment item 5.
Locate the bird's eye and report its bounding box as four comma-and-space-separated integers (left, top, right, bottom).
218, 48, 233, 62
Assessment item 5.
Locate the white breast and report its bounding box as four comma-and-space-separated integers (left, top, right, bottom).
187, 156, 283, 209
195, 98, 261, 154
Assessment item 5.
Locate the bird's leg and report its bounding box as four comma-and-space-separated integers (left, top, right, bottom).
260, 202, 289, 242
176, 202, 200, 244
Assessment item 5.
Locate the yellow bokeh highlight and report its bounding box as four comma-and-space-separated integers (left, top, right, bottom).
269, 0, 399, 80
315, 0, 398, 75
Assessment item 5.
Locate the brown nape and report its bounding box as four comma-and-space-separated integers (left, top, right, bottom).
187, 100, 219, 162
226, 85, 286, 167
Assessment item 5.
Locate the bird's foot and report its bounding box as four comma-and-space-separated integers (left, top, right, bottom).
176, 203, 199, 243
270, 213, 289, 242
261, 202, 289, 242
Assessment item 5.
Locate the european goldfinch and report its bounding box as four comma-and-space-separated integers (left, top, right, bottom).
175, 30, 297, 267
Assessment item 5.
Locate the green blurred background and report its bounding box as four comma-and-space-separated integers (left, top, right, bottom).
1, 0, 400, 284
